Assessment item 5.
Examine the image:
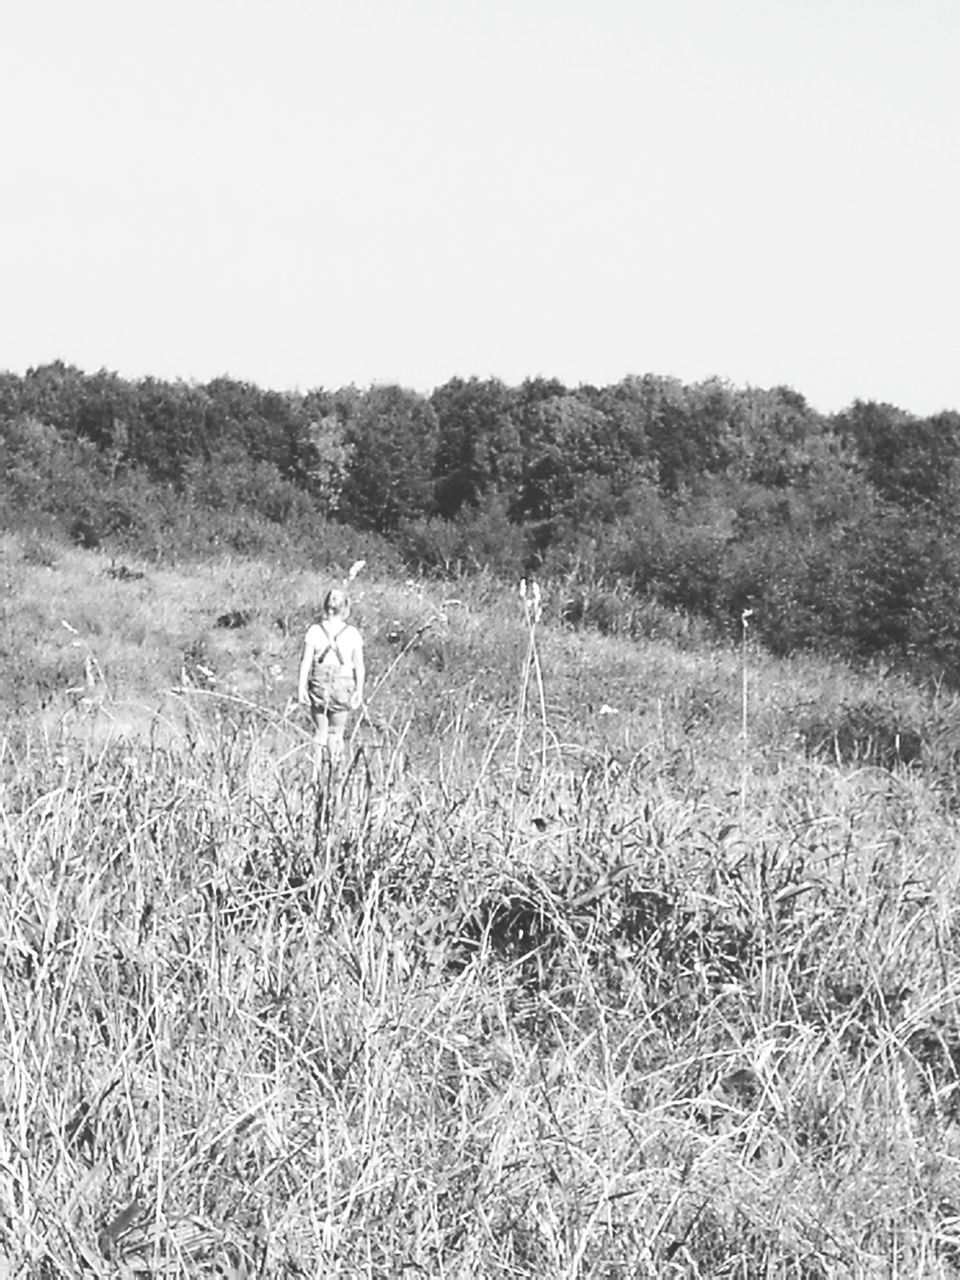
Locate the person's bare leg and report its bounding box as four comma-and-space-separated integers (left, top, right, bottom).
327, 710, 348, 767
311, 709, 330, 781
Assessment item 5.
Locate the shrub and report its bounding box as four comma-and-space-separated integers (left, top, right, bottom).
182, 450, 314, 525
397, 498, 529, 579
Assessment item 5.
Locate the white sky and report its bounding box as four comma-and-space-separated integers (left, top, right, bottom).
2, 0, 958, 415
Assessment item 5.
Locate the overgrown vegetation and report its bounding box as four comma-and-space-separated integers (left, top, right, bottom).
4, 362, 960, 680
5, 536, 960, 1273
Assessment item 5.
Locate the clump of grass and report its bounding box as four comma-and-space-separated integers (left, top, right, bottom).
559, 577, 710, 649
797, 695, 925, 768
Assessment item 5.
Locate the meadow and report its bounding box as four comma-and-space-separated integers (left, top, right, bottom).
4, 532, 960, 1276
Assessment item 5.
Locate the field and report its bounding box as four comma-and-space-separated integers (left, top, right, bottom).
4, 533, 960, 1276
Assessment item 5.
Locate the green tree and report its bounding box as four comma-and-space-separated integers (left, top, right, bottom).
133, 378, 209, 483
516, 391, 610, 524
629, 375, 733, 491
298, 413, 354, 515
430, 377, 521, 517
19, 362, 88, 434
202, 378, 302, 475
833, 400, 960, 509
0, 372, 23, 421
721, 385, 825, 488
340, 385, 439, 533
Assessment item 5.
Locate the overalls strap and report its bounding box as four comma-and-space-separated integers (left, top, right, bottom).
314, 621, 348, 668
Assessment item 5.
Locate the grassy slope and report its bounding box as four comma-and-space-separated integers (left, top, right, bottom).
4, 532, 960, 1275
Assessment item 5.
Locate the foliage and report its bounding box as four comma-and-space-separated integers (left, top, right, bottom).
295, 412, 353, 513
339, 383, 440, 533
182, 447, 315, 526
835, 399, 960, 509
4, 362, 960, 679
430, 377, 521, 518
398, 495, 529, 578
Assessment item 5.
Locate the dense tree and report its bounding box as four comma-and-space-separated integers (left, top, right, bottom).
66, 368, 136, 456
637, 376, 733, 491
18, 362, 89, 434
339, 384, 439, 533
202, 378, 303, 476
294, 412, 353, 515
0, 373, 22, 420
430, 377, 521, 517
515, 391, 611, 524
721, 385, 823, 488
133, 379, 209, 483
833, 400, 960, 509
584, 377, 658, 477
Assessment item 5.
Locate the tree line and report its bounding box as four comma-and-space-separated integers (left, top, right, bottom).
4, 361, 960, 678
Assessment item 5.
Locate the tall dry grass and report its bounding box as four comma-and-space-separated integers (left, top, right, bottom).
4, 537, 960, 1274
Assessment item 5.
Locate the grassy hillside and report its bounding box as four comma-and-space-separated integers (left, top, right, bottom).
4, 532, 960, 1275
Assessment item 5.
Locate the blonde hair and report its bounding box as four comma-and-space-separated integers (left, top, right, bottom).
323, 588, 349, 618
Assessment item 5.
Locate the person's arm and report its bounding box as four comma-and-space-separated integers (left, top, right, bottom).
298, 631, 316, 704
352, 634, 365, 709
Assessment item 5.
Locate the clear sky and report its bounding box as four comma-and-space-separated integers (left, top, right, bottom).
2, 0, 958, 415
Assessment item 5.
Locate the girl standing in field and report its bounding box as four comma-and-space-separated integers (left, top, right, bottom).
298, 588, 365, 771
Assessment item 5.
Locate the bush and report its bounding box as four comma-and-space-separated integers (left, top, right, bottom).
182, 450, 315, 525
398, 499, 529, 579
1, 416, 106, 534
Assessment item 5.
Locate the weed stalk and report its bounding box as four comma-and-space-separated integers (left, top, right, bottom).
514, 580, 548, 810
740, 607, 753, 827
